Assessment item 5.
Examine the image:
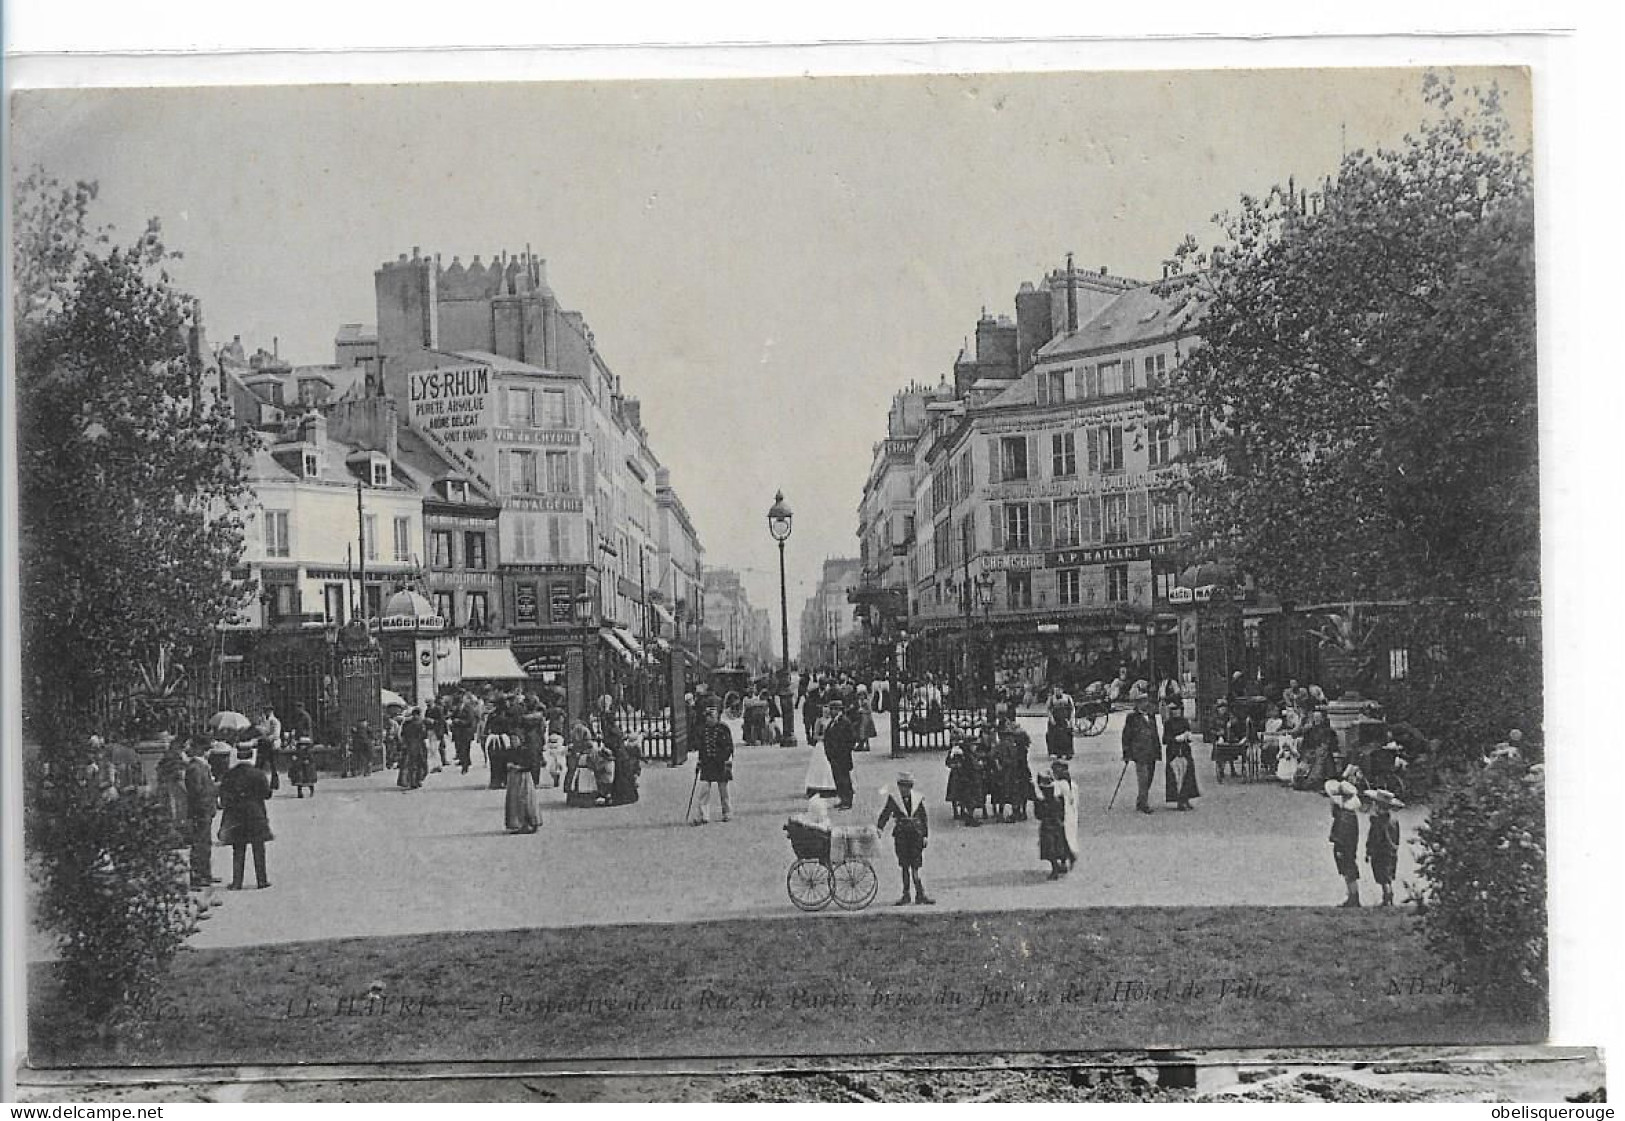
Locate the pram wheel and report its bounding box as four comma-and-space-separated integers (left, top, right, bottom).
787, 859, 834, 911
830, 858, 879, 911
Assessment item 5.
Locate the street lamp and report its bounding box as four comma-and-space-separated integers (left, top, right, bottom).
974, 571, 996, 715
767, 490, 798, 746
573, 590, 596, 719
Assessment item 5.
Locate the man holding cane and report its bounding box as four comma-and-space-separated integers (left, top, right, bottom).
1122, 695, 1161, 815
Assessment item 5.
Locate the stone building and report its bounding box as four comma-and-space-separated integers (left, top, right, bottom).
798, 557, 865, 672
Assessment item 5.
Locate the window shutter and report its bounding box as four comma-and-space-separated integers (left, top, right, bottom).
987, 437, 1002, 484
497, 450, 511, 494
1177, 417, 1193, 459
1036, 375, 1050, 407
1124, 357, 1137, 392
564, 388, 577, 427
1085, 366, 1099, 398
1082, 495, 1101, 544
1086, 427, 1100, 475
990, 503, 1004, 550
1033, 501, 1054, 550
1128, 490, 1149, 541
1027, 434, 1042, 480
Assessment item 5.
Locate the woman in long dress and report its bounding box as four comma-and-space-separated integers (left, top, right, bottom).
803, 737, 838, 800
1048, 760, 1079, 870
1163, 707, 1201, 810
485, 706, 510, 790
504, 734, 542, 833
1034, 774, 1070, 878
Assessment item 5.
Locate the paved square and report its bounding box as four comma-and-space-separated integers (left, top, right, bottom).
182, 711, 1421, 950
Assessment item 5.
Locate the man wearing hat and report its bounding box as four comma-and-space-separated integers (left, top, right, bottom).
1364, 789, 1403, 907
1325, 779, 1364, 907
1121, 695, 1161, 814
821, 698, 858, 810
877, 772, 933, 905
219, 742, 274, 890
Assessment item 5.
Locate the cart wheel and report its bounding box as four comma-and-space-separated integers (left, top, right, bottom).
831, 858, 879, 911
787, 859, 834, 911
1081, 711, 1109, 737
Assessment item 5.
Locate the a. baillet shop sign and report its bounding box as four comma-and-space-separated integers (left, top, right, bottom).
410, 367, 490, 443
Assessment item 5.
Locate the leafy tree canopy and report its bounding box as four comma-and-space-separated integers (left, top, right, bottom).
13, 167, 254, 742
1163, 75, 1536, 610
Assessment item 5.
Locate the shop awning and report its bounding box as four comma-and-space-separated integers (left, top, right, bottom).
461, 646, 530, 681
651, 602, 677, 628
613, 627, 644, 657
600, 629, 635, 664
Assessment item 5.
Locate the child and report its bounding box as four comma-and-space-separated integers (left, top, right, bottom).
1364, 788, 1403, 906
877, 772, 934, 905
1034, 774, 1069, 879
288, 736, 318, 798
1326, 779, 1363, 907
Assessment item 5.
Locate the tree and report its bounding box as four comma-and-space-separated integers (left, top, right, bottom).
1163, 75, 1536, 610
15, 167, 254, 1030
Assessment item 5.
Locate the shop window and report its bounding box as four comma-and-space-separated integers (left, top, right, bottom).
1105, 564, 1130, 603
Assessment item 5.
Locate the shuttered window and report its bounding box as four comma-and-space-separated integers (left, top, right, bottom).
1127, 490, 1149, 541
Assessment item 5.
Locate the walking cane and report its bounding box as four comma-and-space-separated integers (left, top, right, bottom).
1106, 760, 1131, 811
683, 763, 701, 824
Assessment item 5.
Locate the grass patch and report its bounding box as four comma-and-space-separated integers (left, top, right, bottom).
27, 906, 1543, 1068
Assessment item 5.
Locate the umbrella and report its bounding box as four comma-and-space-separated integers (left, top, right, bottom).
207, 710, 252, 737
380, 689, 409, 710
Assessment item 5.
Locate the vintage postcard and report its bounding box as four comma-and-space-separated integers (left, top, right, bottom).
6, 58, 1581, 1095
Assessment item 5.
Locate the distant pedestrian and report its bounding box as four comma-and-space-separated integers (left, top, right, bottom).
504, 732, 542, 834
347, 720, 375, 777
876, 771, 933, 905
451, 696, 477, 773
1365, 788, 1403, 907
691, 704, 734, 825
397, 708, 429, 790
219, 744, 273, 890
1326, 779, 1364, 907
1049, 760, 1080, 868
1046, 684, 1076, 759
1122, 695, 1161, 814
288, 737, 318, 798
425, 698, 449, 771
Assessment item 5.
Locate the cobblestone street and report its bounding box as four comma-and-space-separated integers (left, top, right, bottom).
176, 711, 1421, 950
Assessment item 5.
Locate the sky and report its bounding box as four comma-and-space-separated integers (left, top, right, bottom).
9, 67, 1530, 646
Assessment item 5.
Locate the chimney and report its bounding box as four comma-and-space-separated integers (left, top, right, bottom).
273, 336, 279, 360
1065, 252, 1078, 332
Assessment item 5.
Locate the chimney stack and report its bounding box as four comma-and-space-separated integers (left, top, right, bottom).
1065, 252, 1078, 333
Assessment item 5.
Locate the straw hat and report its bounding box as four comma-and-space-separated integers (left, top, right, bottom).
896, 771, 915, 786
1365, 788, 1405, 810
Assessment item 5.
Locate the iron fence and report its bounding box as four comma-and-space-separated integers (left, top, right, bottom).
591, 707, 676, 762
890, 705, 985, 755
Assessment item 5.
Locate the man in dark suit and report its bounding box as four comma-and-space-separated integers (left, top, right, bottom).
182, 736, 221, 890
821, 699, 857, 810
1121, 695, 1161, 815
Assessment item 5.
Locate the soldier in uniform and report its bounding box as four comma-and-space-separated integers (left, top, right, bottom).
876, 771, 934, 906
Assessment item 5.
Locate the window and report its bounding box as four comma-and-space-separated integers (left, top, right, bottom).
515, 517, 538, 561
464, 532, 488, 570
1151, 493, 1180, 539
1051, 431, 1076, 477
465, 591, 490, 630
1083, 366, 1100, 398
264, 510, 290, 558
1153, 564, 1179, 602
506, 387, 535, 427
1037, 369, 1068, 406
363, 514, 378, 561
544, 451, 573, 494
1123, 357, 1137, 391
509, 451, 539, 494
999, 436, 1029, 481
1057, 568, 1082, 606
265, 581, 297, 623
1003, 503, 1031, 550
1106, 564, 1130, 603
432, 591, 455, 623
1144, 353, 1168, 389
1127, 490, 1149, 541
431, 530, 454, 568
302, 451, 319, 478
1389, 648, 1410, 681
1080, 495, 1102, 544
393, 516, 412, 563
363, 584, 383, 621
1102, 494, 1128, 543
370, 458, 391, 487
1007, 571, 1033, 609
548, 516, 565, 560
1102, 425, 1125, 472
1148, 420, 1173, 467
1098, 360, 1124, 396
541, 388, 569, 428
323, 583, 347, 625
1054, 498, 1080, 547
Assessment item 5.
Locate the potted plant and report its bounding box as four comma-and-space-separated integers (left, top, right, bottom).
1308, 607, 1381, 701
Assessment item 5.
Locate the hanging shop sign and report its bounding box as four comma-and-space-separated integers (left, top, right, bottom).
1168, 585, 1217, 605
378, 613, 446, 633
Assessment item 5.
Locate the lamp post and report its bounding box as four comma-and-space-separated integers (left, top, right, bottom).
767, 490, 798, 746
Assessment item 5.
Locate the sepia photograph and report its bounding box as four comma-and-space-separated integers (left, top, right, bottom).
4, 45, 1606, 1103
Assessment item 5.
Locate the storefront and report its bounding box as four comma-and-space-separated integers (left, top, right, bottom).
374, 589, 455, 706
